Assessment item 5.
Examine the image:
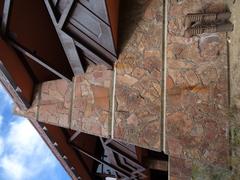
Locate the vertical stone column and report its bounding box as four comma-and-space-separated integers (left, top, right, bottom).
71, 65, 113, 137
166, 0, 231, 179
114, 0, 164, 151
15, 65, 113, 138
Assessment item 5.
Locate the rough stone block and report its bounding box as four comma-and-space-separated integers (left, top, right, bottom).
71, 65, 112, 137
38, 79, 73, 128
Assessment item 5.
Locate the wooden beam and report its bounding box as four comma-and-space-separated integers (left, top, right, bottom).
52, 0, 58, 7
1, 0, 12, 35
58, 0, 74, 29
44, 0, 58, 25
69, 131, 81, 142
44, 0, 84, 75
27, 120, 79, 180
46, 125, 92, 180
9, 40, 70, 81
57, 31, 84, 74
74, 40, 112, 69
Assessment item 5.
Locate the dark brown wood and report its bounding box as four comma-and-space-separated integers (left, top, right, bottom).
58, 0, 74, 29
0, 38, 34, 109
56, 30, 84, 74
100, 139, 147, 179
70, 3, 116, 55
65, 23, 117, 63
44, 0, 84, 75
69, 131, 81, 142
9, 0, 74, 79
79, 0, 109, 24
9, 40, 71, 81
106, 0, 119, 50
45, 125, 92, 180
25, 120, 78, 180
74, 40, 112, 69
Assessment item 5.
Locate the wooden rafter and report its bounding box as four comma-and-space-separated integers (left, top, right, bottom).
58, 0, 74, 29
69, 131, 81, 142
43, 0, 84, 75
9, 40, 70, 81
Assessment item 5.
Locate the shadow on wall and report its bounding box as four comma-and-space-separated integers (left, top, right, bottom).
118, 0, 153, 53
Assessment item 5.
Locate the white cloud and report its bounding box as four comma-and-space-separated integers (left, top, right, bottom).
0, 117, 57, 180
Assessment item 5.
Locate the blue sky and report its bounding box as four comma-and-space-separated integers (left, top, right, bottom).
0, 84, 70, 180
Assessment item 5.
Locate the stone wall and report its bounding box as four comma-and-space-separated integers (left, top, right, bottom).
71, 65, 113, 137
166, 0, 232, 179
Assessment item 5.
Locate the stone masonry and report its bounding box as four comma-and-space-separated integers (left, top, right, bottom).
16, 65, 113, 138
114, 0, 163, 151
166, 0, 235, 179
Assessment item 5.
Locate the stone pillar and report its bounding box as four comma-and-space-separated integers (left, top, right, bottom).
71, 65, 113, 137
15, 65, 113, 138
114, 0, 164, 151
166, 0, 231, 179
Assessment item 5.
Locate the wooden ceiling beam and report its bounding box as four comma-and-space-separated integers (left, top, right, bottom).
9, 40, 70, 81
44, 0, 84, 75
58, 0, 74, 29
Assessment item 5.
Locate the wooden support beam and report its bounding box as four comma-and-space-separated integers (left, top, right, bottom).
44, 0, 84, 75
44, 0, 58, 25
74, 40, 112, 69
69, 131, 81, 142
27, 121, 79, 180
58, 0, 74, 29
1, 0, 12, 35
46, 125, 92, 180
9, 40, 70, 81
57, 30, 84, 74
52, 0, 58, 7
